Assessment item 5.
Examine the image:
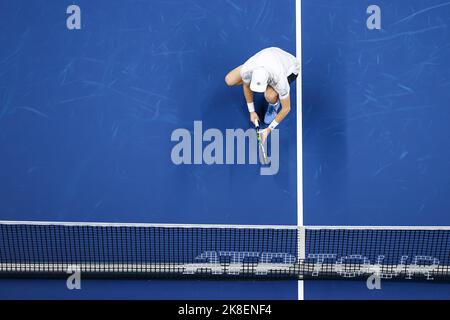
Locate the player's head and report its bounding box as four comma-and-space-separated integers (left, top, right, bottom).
250, 67, 269, 93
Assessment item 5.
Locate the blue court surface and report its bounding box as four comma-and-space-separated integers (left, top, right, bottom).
0, 0, 450, 299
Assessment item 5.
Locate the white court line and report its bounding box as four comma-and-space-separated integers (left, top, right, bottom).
296, 0, 304, 301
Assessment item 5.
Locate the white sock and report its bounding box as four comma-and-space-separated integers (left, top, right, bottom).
269, 100, 280, 107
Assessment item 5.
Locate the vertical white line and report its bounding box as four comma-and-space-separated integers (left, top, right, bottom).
295, 0, 304, 301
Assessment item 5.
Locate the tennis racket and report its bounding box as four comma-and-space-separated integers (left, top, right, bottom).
254, 119, 270, 165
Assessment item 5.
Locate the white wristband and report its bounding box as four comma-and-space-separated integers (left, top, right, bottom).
269, 120, 279, 130
247, 102, 255, 113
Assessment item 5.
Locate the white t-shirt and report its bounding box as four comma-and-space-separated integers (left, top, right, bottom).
240, 47, 300, 99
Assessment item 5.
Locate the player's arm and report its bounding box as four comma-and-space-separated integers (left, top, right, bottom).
267, 77, 291, 131
260, 83, 291, 143
243, 82, 259, 124
260, 96, 290, 144
239, 64, 259, 124
225, 65, 259, 124
243, 81, 253, 103
273, 96, 291, 127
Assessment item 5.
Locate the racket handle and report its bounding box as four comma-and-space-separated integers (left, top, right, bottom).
253, 119, 259, 129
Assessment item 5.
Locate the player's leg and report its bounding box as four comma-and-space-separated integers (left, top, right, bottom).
264, 86, 281, 124
225, 65, 243, 86
263, 74, 297, 124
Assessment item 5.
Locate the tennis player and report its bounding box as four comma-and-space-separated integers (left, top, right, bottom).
225, 47, 300, 143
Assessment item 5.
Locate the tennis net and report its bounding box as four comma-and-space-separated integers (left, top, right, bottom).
0, 221, 449, 281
